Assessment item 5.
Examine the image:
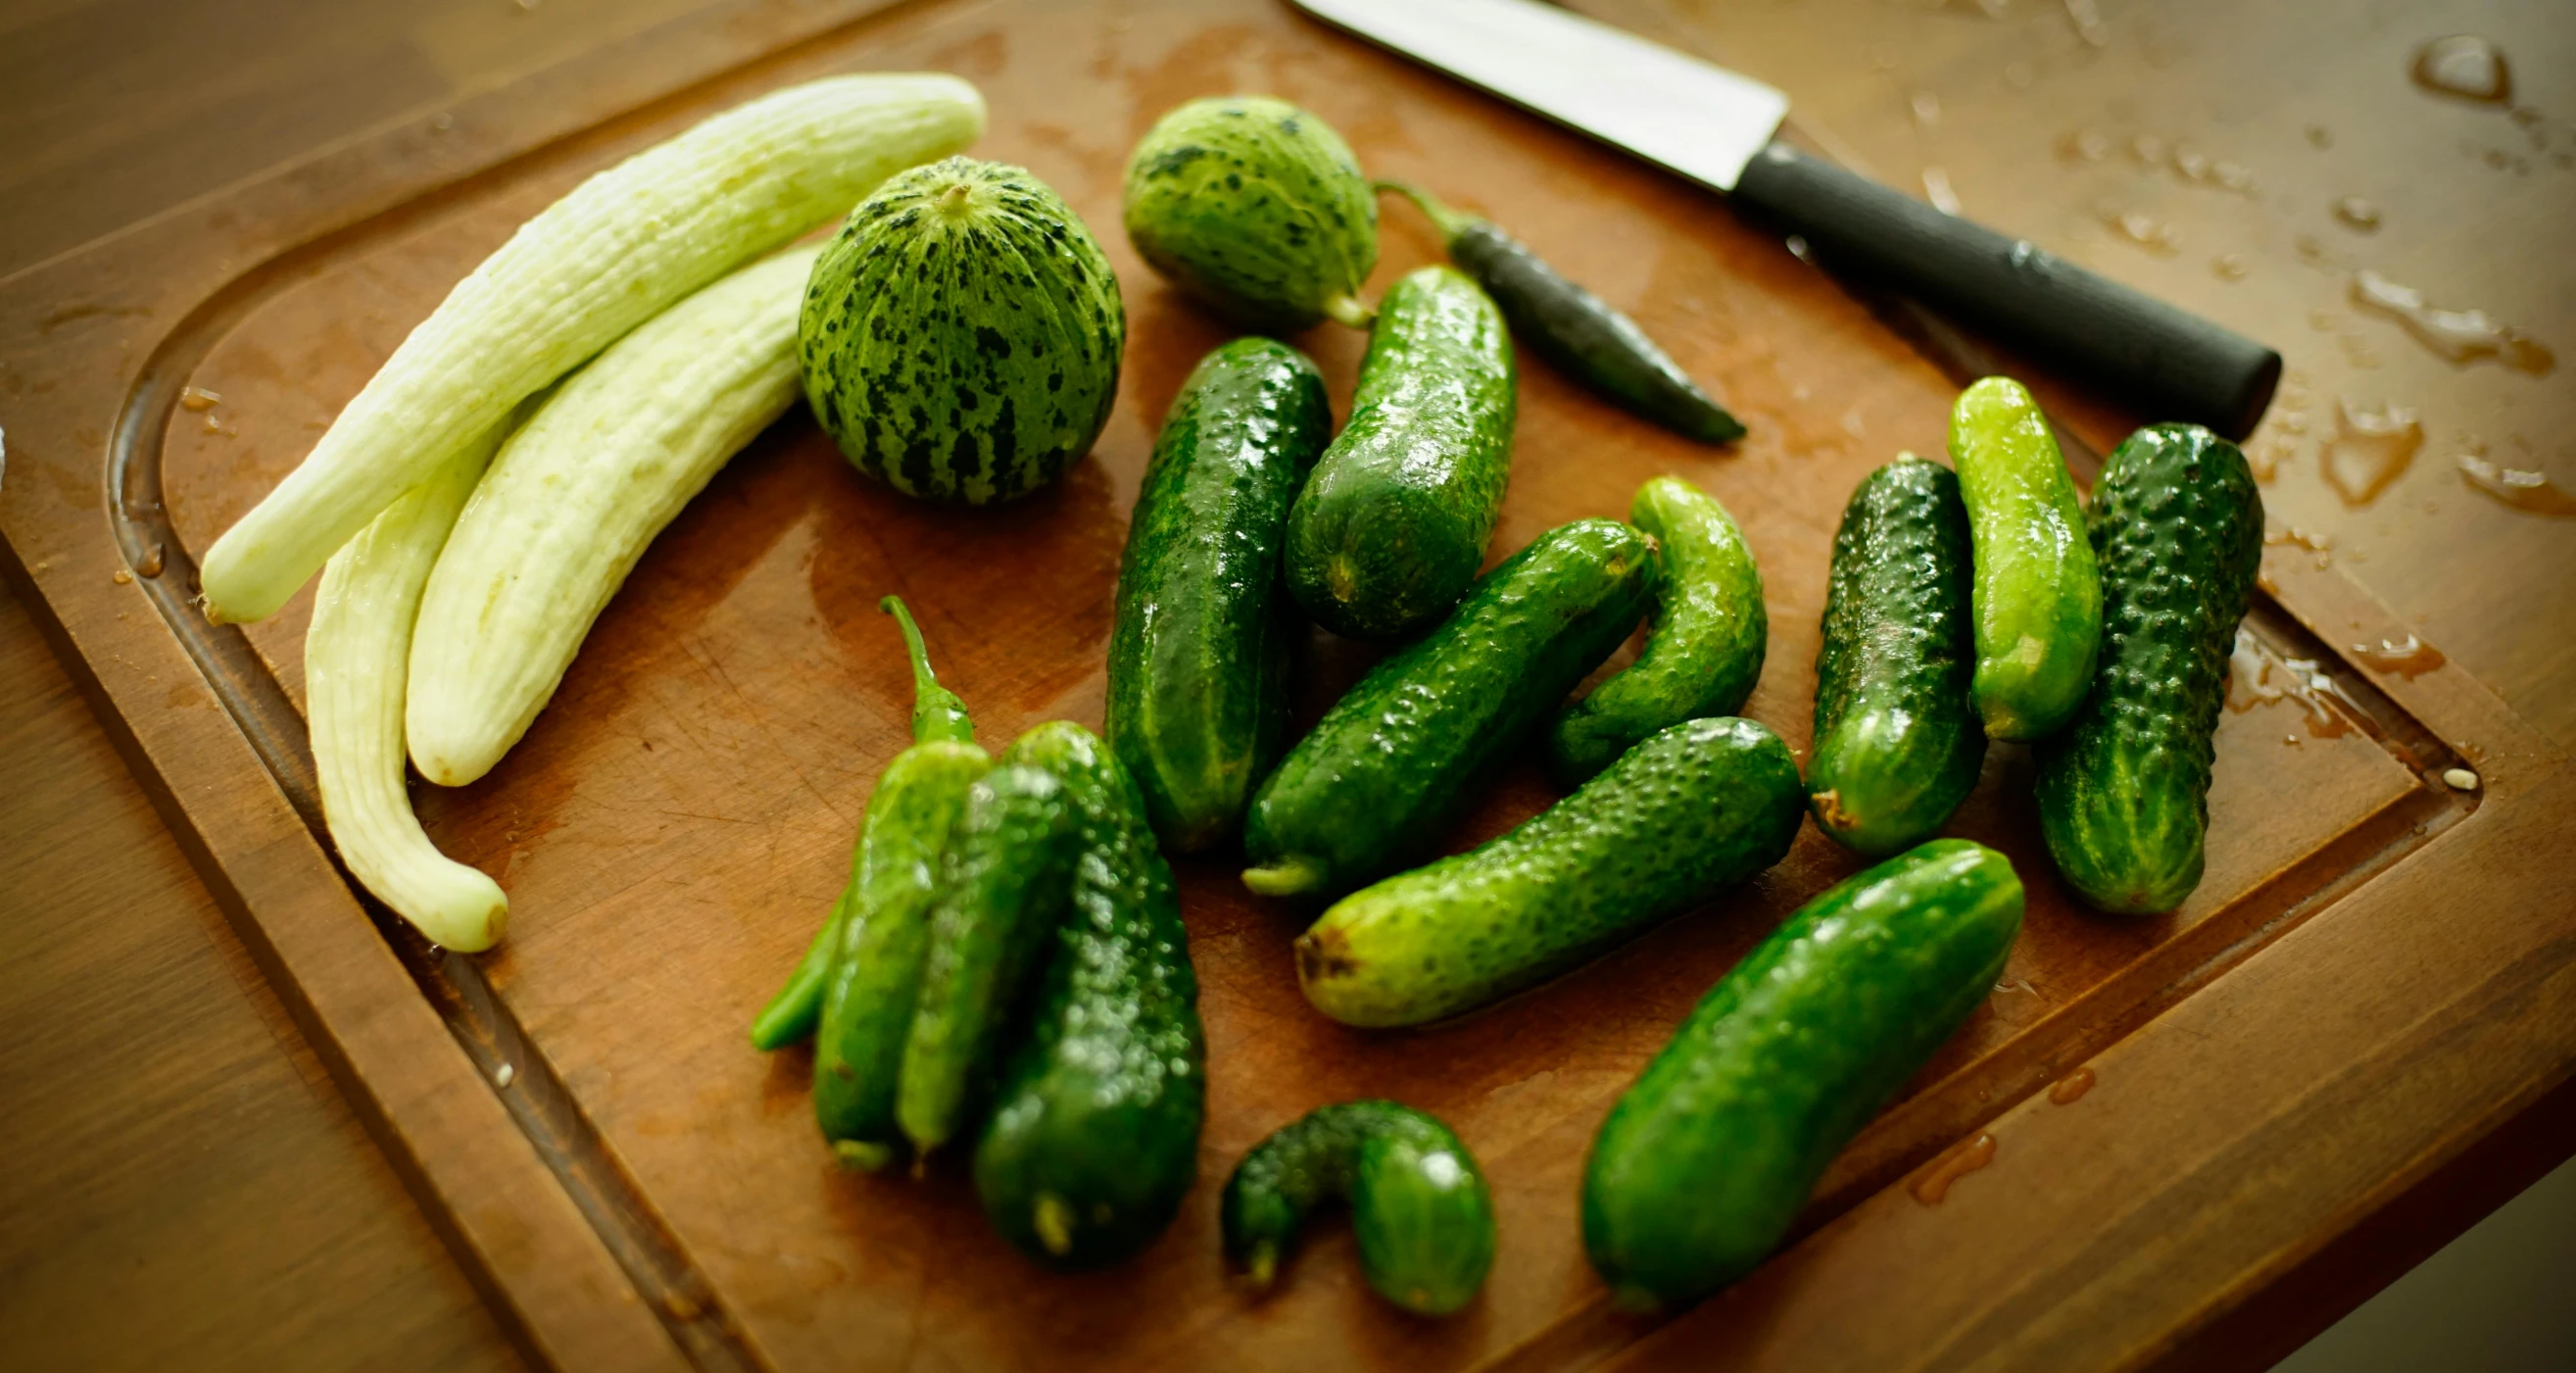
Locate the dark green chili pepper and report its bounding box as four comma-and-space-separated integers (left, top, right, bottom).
1377, 179, 1744, 445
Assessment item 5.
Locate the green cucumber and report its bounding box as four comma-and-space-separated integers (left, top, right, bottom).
975, 722, 1206, 1269
2036, 424, 2262, 914
1548, 476, 1768, 785
896, 764, 1081, 1154
1300, 717, 1802, 1027
1244, 518, 1659, 900
1583, 838, 2024, 1310
1807, 457, 1985, 857
1121, 97, 1377, 331
1950, 376, 2103, 741
1105, 338, 1333, 853
1222, 1101, 1495, 1316
1284, 266, 1517, 640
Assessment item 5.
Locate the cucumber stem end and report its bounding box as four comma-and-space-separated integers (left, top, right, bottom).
1034, 1193, 1077, 1256
1321, 292, 1376, 331
1242, 858, 1327, 898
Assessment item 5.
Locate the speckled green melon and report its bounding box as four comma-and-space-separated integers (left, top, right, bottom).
800, 157, 1125, 505
1123, 97, 1377, 331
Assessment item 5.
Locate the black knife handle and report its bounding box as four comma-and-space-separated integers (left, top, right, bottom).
1731, 142, 2280, 439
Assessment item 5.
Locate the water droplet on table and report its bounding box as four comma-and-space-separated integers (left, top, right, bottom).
2307, 124, 2334, 149
2211, 253, 2249, 280
2331, 196, 2382, 231
2321, 397, 2424, 506
1922, 166, 1962, 216
178, 386, 221, 412
2048, 1066, 2097, 1104
2411, 35, 2512, 105
2457, 455, 2576, 516
2350, 270, 2555, 372
1912, 1132, 1999, 1204
2351, 634, 2447, 678
2102, 209, 2180, 254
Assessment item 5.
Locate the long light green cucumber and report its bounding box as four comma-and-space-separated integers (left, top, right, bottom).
406, 245, 818, 786
1949, 376, 2101, 741
305, 418, 513, 952
199, 74, 983, 624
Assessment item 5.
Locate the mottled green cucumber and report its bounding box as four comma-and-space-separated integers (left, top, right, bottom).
1122, 97, 1377, 331
1300, 717, 1802, 1027
975, 722, 1206, 1269
1106, 338, 1333, 853
1807, 458, 1985, 856
1285, 266, 1517, 640
896, 765, 1081, 1155
2036, 423, 2262, 914
1244, 519, 1659, 900
1950, 376, 2103, 741
1222, 1101, 1495, 1316
1549, 476, 1768, 785
1583, 839, 2024, 1310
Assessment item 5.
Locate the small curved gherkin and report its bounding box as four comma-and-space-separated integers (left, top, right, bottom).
1123, 96, 1378, 331
800, 157, 1125, 506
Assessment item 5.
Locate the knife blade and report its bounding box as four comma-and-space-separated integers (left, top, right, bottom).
1287, 0, 2281, 439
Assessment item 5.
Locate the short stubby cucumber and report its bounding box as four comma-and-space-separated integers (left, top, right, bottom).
1950, 376, 2102, 741
1105, 338, 1333, 853
1548, 476, 1768, 785
976, 722, 1206, 1269
1244, 519, 1659, 900
897, 764, 1082, 1154
1300, 717, 1802, 1027
802, 157, 1124, 506
1222, 1101, 1495, 1316
1284, 266, 1517, 640
1122, 97, 1377, 331
1807, 457, 1985, 857
1583, 839, 2025, 1310
2036, 424, 2262, 915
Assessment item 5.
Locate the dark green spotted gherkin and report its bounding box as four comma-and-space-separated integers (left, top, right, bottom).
800, 157, 1125, 505
1123, 97, 1378, 331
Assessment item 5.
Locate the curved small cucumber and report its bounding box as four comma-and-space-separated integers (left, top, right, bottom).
975, 721, 1206, 1269
1807, 457, 1985, 857
1950, 377, 2103, 741
2036, 423, 2262, 914
810, 740, 990, 1169
1300, 717, 1803, 1027
1106, 338, 1333, 853
1549, 476, 1768, 785
1245, 518, 1660, 900
1285, 266, 1517, 640
1583, 838, 2024, 1310
1222, 1100, 1494, 1316
897, 764, 1081, 1155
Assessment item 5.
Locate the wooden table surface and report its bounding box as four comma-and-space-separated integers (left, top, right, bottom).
1, 1, 2566, 1368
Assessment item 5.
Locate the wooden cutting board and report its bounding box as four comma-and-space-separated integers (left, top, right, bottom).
2, 1, 2563, 1369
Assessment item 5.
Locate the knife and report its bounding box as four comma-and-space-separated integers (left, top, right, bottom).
1287, 0, 2281, 440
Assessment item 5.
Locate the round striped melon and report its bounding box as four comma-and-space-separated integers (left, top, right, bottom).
800, 157, 1125, 505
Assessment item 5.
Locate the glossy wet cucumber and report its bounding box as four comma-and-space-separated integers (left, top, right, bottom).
2036, 423, 2262, 914
1549, 476, 1768, 785
1244, 519, 1659, 900
1222, 1100, 1494, 1316
1806, 457, 1985, 857
1583, 839, 2024, 1310
1105, 338, 1332, 853
1299, 717, 1802, 1027
1950, 376, 2102, 741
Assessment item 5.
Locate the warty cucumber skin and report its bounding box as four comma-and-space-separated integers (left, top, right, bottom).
896, 764, 1082, 1155
2036, 424, 2262, 915
1299, 717, 1803, 1028
1222, 1100, 1495, 1316
1950, 376, 2103, 742
1807, 458, 1986, 857
1243, 518, 1660, 901
975, 722, 1206, 1271
810, 741, 990, 1168
1582, 839, 2024, 1310
1285, 266, 1518, 640
1122, 97, 1377, 331
1105, 338, 1333, 854
1549, 476, 1769, 785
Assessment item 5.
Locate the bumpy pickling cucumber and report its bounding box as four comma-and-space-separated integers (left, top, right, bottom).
1807, 458, 1985, 857
1549, 476, 1768, 784
1299, 717, 1802, 1027
2036, 423, 2262, 914
1583, 839, 2024, 1310
1284, 266, 1517, 640
1244, 519, 1659, 900
1105, 338, 1332, 853
975, 722, 1206, 1270
1123, 97, 1377, 331
897, 764, 1081, 1154
1950, 376, 2102, 741
1222, 1100, 1495, 1316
